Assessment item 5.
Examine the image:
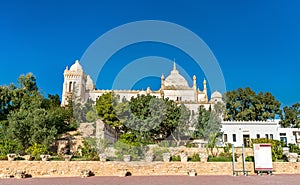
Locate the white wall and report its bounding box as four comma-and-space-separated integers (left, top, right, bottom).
221, 120, 284, 147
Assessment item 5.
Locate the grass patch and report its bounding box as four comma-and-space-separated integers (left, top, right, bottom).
171, 155, 181, 161
245, 156, 254, 162
188, 153, 200, 162
49, 156, 64, 161
207, 156, 232, 162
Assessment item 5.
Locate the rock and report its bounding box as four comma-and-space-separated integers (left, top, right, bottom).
63, 155, 72, 161
117, 169, 128, 177
163, 153, 171, 162
40, 155, 51, 161
99, 153, 107, 162
123, 155, 131, 162
145, 153, 154, 162
23, 155, 32, 161
237, 156, 243, 163
188, 169, 197, 176
0, 173, 12, 179
7, 154, 17, 161
287, 153, 298, 162
80, 169, 91, 178
180, 152, 188, 162
15, 170, 25, 179
199, 152, 208, 162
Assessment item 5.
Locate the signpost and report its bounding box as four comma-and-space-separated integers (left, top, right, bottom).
232, 144, 249, 176
253, 143, 273, 175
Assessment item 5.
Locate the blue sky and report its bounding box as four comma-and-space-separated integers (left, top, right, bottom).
0, 0, 299, 106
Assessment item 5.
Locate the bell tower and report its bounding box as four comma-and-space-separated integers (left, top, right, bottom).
61, 60, 87, 106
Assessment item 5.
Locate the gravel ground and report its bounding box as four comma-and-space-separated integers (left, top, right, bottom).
1, 175, 300, 185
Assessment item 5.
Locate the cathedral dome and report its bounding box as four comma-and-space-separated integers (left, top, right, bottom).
86, 75, 95, 91
70, 60, 83, 73
211, 91, 222, 99
164, 63, 189, 88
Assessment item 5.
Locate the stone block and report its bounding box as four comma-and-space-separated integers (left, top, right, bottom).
123, 155, 131, 162
163, 153, 171, 162
80, 169, 91, 178
188, 169, 197, 176
7, 154, 17, 161
15, 170, 25, 179
40, 155, 51, 161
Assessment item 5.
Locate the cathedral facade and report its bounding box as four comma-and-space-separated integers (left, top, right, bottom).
61, 60, 223, 113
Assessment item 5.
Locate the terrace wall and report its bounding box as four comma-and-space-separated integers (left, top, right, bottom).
0, 161, 299, 177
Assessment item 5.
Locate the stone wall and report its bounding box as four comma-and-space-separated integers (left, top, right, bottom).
1, 161, 300, 177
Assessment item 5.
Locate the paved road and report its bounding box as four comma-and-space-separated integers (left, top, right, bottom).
1, 175, 300, 185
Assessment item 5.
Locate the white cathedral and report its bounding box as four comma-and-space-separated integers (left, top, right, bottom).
61, 60, 223, 113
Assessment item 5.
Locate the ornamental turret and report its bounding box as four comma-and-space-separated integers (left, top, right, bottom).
193, 75, 197, 90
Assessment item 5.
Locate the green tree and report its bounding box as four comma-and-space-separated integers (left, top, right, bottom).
86, 106, 98, 123
158, 97, 181, 141
96, 92, 122, 132
126, 95, 165, 143
170, 104, 191, 146
193, 105, 210, 139
123, 95, 180, 145
280, 103, 300, 128
193, 102, 223, 140
224, 87, 281, 121
42, 94, 61, 109
0, 85, 14, 121
5, 98, 58, 149
72, 96, 94, 123
62, 92, 95, 130
18, 73, 38, 93
0, 73, 39, 122
0, 73, 71, 151
206, 132, 219, 157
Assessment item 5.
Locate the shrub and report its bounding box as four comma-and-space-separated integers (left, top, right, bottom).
288, 143, 299, 153
186, 143, 194, 148
113, 141, 144, 161
171, 155, 181, 161
218, 152, 233, 159
245, 156, 254, 162
188, 153, 200, 162
251, 138, 284, 161
0, 155, 7, 160
158, 141, 169, 148
81, 139, 98, 160
0, 140, 24, 158
118, 133, 142, 146
223, 143, 233, 153
25, 143, 48, 160
152, 146, 169, 161
207, 155, 232, 162
83, 138, 110, 154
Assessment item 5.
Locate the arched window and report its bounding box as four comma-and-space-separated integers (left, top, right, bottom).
73, 82, 76, 92
69, 82, 72, 92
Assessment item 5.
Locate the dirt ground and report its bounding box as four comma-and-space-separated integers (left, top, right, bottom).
1, 174, 300, 185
